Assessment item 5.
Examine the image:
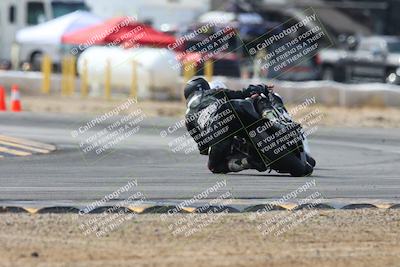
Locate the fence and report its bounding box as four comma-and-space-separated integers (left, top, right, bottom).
39, 54, 215, 101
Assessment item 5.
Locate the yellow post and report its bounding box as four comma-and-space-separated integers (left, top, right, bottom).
204, 60, 214, 82
69, 56, 76, 96
61, 56, 68, 96
183, 60, 189, 82
41, 55, 52, 94
190, 60, 196, 79
104, 59, 112, 100
183, 60, 196, 82
130, 61, 138, 98
81, 59, 88, 98
62, 56, 74, 96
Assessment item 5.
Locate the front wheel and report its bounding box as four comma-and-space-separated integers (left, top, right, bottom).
289, 161, 313, 177
306, 154, 316, 167
271, 153, 313, 177
302, 162, 314, 177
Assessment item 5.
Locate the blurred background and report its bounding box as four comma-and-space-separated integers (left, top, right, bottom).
1, 0, 400, 107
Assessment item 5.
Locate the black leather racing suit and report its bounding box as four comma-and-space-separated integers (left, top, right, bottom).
185, 87, 259, 173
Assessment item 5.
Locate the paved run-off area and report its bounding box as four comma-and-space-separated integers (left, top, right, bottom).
0, 209, 399, 267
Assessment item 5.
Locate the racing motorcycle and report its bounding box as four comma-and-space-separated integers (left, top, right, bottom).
209, 83, 316, 177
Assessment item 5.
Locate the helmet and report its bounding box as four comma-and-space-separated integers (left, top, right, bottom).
184, 77, 210, 99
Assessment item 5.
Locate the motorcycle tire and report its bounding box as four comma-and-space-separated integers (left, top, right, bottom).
306, 154, 316, 167
271, 153, 313, 177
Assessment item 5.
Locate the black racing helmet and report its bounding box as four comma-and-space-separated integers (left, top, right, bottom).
184, 77, 210, 99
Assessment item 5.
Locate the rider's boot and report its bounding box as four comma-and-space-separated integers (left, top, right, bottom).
227, 158, 247, 172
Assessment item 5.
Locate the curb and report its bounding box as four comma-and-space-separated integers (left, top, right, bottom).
1, 202, 399, 214
0, 135, 56, 158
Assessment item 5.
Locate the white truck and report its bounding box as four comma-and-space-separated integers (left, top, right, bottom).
1, 0, 209, 70
0, 0, 88, 69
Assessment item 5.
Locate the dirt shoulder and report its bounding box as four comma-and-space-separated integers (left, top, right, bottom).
21, 95, 400, 128
0, 209, 399, 267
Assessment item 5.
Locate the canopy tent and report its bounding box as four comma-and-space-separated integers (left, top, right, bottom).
61, 17, 176, 48
16, 11, 102, 45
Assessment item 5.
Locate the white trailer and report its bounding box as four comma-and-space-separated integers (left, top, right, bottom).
0, 0, 88, 68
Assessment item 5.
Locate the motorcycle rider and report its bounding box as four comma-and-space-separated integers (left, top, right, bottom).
184, 77, 273, 174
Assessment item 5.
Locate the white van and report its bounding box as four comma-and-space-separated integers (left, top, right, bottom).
0, 0, 88, 69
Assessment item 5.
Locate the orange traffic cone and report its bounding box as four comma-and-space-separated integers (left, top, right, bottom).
10, 84, 22, 112
0, 86, 6, 111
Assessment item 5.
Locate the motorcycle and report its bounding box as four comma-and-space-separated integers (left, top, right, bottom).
207, 85, 316, 177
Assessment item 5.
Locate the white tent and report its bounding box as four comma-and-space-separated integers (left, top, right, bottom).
16, 11, 102, 45
199, 11, 264, 25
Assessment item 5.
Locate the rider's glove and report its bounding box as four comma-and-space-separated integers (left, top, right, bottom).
243, 84, 274, 97
200, 149, 209, 155
198, 144, 209, 155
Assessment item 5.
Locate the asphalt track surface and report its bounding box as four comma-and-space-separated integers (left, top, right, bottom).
0, 112, 399, 204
